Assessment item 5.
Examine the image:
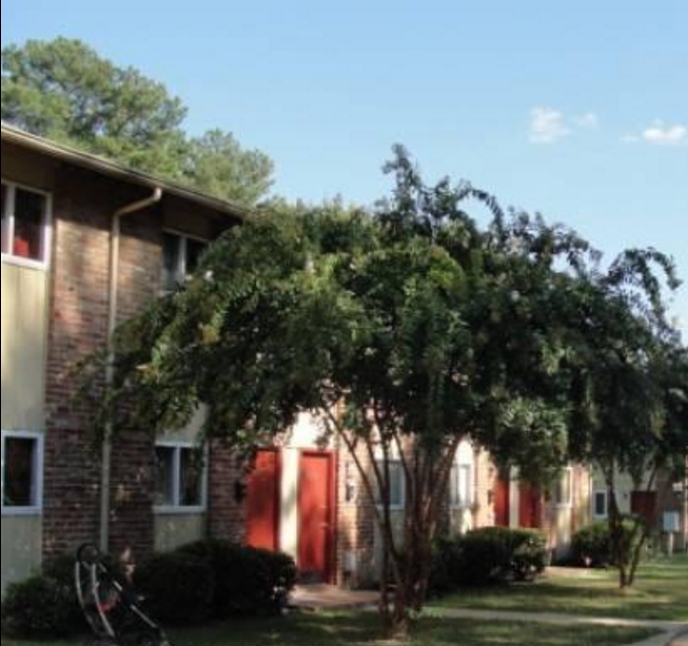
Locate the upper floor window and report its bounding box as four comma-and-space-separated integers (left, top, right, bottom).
1, 431, 43, 515
553, 468, 573, 507
450, 462, 474, 508
1, 182, 51, 267
374, 459, 405, 509
154, 442, 206, 512
161, 231, 207, 292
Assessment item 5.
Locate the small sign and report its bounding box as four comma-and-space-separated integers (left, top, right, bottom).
663, 511, 680, 533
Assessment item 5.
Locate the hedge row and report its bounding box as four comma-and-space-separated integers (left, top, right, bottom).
135, 539, 297, 624
430, 527, 548, 594
1, 540, 297, 639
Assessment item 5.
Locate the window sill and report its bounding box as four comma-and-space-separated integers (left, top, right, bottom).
153, 506, 206, 515
2, 506, 42, 517
1, 253, 49, 271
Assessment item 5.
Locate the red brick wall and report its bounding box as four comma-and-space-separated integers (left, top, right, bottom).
207, 439, 246, 543
335, 438, 377, 588
43, 165, 167, 561
473, 449, 498, 528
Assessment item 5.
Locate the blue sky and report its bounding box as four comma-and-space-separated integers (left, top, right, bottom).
2, 0, 687, 330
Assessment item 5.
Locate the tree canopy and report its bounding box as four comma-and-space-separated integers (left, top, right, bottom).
1, 37, 273, 206
80, 146, 686, 636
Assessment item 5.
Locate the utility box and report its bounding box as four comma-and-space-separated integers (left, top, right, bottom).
663, 512, 680, 533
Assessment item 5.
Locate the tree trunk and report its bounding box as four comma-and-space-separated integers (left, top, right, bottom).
389, 583, 411, 640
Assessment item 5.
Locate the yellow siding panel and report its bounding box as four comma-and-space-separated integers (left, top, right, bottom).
154, 514, 205, 552
1, 263, 48, 430
1, 516, 42, 593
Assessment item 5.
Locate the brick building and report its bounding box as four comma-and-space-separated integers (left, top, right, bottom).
2, 124, 602, 594
1, 123, 250, 590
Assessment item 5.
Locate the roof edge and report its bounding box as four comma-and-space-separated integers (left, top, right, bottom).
1, 122, 249, 220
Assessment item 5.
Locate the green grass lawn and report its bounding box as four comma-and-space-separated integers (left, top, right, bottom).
431, 554, 688, 621
5, 557, 684, 646
1, 613, 660, 646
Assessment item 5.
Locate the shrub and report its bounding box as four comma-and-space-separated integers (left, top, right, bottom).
459, 527, 514, 585
177, 539, 296, 617
1, 574, 83, 639
429, 537, 464, 595
263, 549, 298, 610
2, 540, 298, 637
133, 551, 215, 625
429, 527, 547, 592
0, 554, 91, 639
571, 521, 612, 566
571, 517, 647, 567
43, 554, 91, 632
509, 529, 548, 581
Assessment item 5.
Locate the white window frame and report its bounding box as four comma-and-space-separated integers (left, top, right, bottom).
1, 430, 44, 516
1, 180, 53, 270
161, 229, 208, 292
450, 461, 474, 510
153, 441, 208, 514
593, 490, 608, 519
554, 467, 573, 508
374, 459, 406, 510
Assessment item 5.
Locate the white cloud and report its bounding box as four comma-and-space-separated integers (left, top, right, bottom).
574, 112, 599, 128
529, 107, 570, 144
642, 122, 687, 146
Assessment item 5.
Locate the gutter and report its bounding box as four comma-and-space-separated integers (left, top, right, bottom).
100, 187, 163, 553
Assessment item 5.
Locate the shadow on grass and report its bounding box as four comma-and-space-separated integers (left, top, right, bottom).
168, 614, 658, 646
431, 558, 688, 622
2, 614, 660, 646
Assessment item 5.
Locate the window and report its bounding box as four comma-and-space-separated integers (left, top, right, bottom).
553, 468, 572, 507
450, 463, 473, 508
154, 443, 206, 511
1, 182, 51, 266
1, 431, 43, 513
593, 490, 608, 518
374, 460, 405, 508
161, 231, 208, 292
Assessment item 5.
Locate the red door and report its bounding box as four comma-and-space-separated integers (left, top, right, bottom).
631, 491, 657, 528
494, 477, 510, 527
298, 451, 335, 582
246, 449, 281, 551
519, 483, 542, 528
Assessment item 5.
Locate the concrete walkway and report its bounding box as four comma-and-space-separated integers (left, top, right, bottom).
668, 629, 688, 646
290, 584, 379, 610
288, 585, 688, 646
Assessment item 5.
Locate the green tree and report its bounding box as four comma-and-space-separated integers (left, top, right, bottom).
183, 129, 273, 206
1, 37, 273, 205
80, 148, 684, 637
1, 38, 188, 176
82, 149, 563, 635
563, 251, 686, 587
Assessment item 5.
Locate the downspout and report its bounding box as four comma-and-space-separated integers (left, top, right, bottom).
100, 187, 163, 553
